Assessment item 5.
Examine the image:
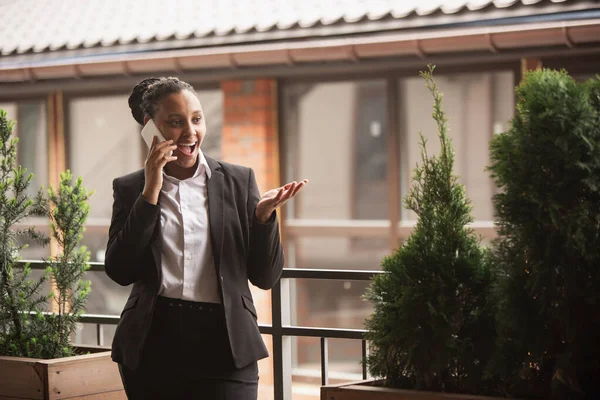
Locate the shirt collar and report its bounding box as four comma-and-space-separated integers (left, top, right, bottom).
197, 150, 212, 179
163, 150, 212, 183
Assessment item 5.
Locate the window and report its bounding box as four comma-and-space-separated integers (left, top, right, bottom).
0, 100, 49, 260
68, 95, 143, 225
284, 81, 388, 224
282, 80, 390, 385
282, 71, 515, 390
399, 71, 514, 222
0, 101, 48, 199
283, 80, 391, 270
198, 89, 223, 160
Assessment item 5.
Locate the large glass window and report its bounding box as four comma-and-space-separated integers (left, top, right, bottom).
67, 94, 142, 346
198, 89, 223, 160
284, 81, 388, 223
282, 71, 515, 395
283, 80, 391, 270
399, 71, 514, 222
0, 100, 49, 260
0, 101, 48, 200
282, 80, 390, 387
68, 94, 142, 224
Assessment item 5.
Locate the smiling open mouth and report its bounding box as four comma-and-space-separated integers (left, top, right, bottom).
177, 142, 197, 155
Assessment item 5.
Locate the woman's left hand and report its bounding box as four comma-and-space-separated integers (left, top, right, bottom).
255, 180, 308, 223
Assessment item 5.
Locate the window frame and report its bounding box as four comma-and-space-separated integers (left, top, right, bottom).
279, 62, 519, 251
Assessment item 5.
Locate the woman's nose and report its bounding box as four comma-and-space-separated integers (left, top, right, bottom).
182, 120, 194, 134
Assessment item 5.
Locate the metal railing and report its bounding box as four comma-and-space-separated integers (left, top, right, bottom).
22, 260, 382, 400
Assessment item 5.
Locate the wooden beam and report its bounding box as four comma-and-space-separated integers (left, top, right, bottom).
521, 57, 542, 77
387, 78, 400, 250
47, 91, 66, 313
48, 91, 66, 189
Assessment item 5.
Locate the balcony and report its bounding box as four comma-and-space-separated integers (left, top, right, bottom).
20, 260, 381, 400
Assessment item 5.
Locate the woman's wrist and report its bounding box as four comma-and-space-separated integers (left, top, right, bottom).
255, 208, 274, 224
142, 187, 159, 205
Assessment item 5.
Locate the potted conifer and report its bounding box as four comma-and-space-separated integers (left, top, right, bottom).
486, 69, 600, 399
321, 66, 501, 400
0, 109, 124, 399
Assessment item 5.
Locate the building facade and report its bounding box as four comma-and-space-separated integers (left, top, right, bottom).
1, 0, 600, 398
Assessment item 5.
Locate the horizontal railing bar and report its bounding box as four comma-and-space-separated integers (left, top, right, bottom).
18, 260, 106, 272
24, 312, 121, 325
259, 325, 366, 339
49, 315, 366, 340
86, 263, 106, 272
281, 326, 366, 340
21, 311, 120, 325
21, 261, 382, 280
79, 314, 121, 324
281, 269, 382, 280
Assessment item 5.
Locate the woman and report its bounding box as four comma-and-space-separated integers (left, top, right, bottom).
105, 76, 306, 399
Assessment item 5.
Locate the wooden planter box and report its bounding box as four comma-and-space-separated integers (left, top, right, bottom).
322, 380, 506, 400
0, 346, 124, 400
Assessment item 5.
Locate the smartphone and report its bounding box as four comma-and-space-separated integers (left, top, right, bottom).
141, 119, 167, 148
141, 119, 173, 157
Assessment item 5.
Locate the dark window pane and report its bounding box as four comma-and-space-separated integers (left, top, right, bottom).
398, 71, 514, 221
17, 101, 48, 198
283, 81, 388, 221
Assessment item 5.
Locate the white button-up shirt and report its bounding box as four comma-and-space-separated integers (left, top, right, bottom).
157, 151, 220, 303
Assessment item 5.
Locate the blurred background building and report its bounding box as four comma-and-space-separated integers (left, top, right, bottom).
1, 0, 599, 398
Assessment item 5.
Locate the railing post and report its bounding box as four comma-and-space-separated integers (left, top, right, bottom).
96, 324, 103, 346
272, 278, 292, 400
362, 339, 368, 380
321, 337, 329, 386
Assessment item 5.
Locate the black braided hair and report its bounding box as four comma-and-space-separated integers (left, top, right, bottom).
128, 77, 196, 125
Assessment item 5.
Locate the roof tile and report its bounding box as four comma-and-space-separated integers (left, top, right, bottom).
0, 0, 594, 56
466, 0, 494, 11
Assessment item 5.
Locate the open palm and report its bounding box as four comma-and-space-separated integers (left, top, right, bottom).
255, 179, 308, 223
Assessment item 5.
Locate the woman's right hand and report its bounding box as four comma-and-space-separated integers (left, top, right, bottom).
142, 136, 178, 205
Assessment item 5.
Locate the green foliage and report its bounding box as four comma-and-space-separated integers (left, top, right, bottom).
488, 69, 600, 399
44, 171, 92, 359
364, 66, 496, 394
0, 109, 51, 357
0, 109, 92, 359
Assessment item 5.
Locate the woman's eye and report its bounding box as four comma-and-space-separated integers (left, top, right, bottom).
193, 117, 202, 123
169, 120, 181, 126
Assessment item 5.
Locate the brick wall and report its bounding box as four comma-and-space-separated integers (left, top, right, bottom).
221, 79, 279, 192
221, 78, 280, 395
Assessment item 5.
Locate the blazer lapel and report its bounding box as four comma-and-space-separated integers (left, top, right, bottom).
150, 220, 162, 280
206, 156, 224, 277
136, 171, 162, 281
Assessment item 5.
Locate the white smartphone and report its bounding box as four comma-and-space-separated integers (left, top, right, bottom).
141, 119, 167, 148
141, 119, 173, 157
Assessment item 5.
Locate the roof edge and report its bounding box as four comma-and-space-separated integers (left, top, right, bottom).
1, 17, 599, 83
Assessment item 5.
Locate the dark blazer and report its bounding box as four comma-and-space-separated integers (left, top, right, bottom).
104, 155, 284, 371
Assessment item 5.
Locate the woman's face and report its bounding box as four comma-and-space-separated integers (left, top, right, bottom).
151, 90, 206, 170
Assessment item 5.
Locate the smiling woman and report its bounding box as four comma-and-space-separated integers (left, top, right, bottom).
130, 77, 205, 180
104, 76, 306, 399
65, 87, 224, 348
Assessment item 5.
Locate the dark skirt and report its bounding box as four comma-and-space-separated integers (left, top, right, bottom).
119, 296, 258, 400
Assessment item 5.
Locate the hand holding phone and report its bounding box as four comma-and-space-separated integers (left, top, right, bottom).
141, 121, 177, 205
141, 119, 172, 156
141, 119, 167, 148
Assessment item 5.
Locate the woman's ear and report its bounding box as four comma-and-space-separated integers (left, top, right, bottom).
143, 115, 151, 125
